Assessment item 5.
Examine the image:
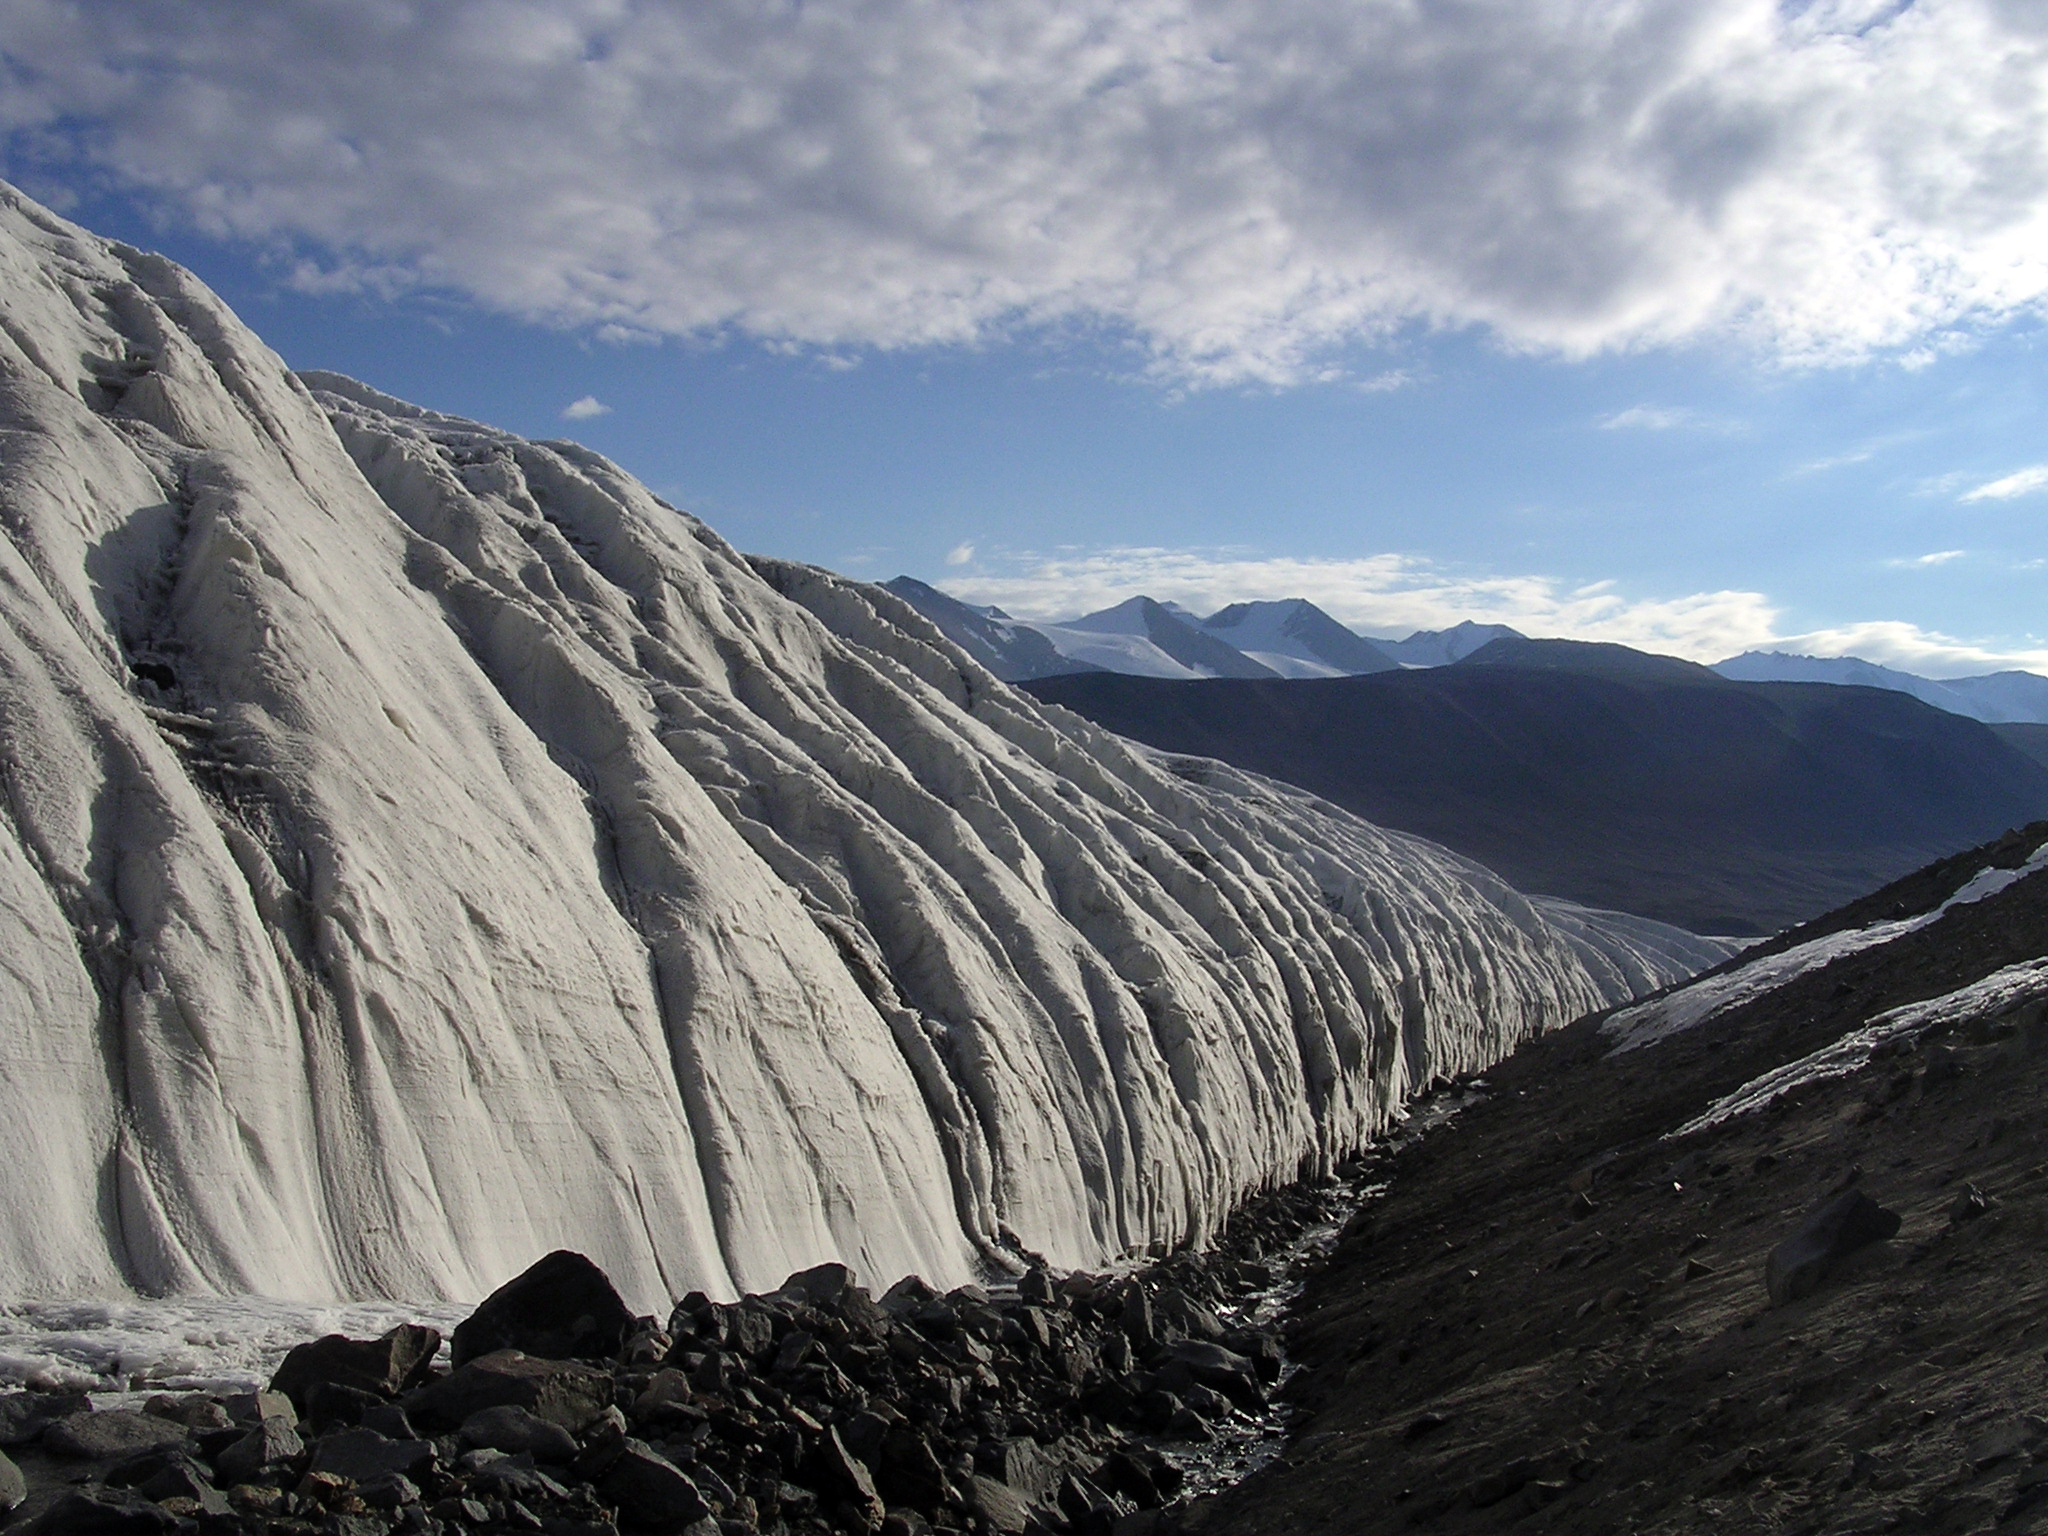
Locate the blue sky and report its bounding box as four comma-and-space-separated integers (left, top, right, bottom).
5, 0, 2046, 673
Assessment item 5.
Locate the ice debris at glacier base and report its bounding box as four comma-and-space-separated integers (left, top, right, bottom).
0, 181, 1730, 1313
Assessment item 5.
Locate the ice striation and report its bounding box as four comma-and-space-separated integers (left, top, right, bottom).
0, 184, 1730, 1314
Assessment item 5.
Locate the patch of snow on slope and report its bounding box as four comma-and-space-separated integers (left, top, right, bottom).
1603, 842, 2048, 1054
1672, 959, 2048, 1138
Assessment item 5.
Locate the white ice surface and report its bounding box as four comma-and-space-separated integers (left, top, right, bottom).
0, 1295, 468, 1395
1010, 620, 1208, 679
1602, 842, 2048, 1055
0, 182, 1727, 1317
1672, 959, 2048, 1139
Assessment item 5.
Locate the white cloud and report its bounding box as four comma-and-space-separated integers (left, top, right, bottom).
1597, 405, 1743, 433
1776, 620, 2048, 679
944, 542, 975, 567
1599, 406, 1695, 432
1886, 549, 1967, 567
3, 0, 2046, 385
1962, 464, 2048, 501
935, 544, 2048, 676
561, 395, 611, 421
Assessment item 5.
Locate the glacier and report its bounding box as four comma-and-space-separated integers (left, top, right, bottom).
0, 182, 1729, 1315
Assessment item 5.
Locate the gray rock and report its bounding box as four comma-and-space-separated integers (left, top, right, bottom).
0, 1447, 23, 1512
451, 1250, 633, 1367
42, 1410, 191, 1460
358, 1471, 420, 1508
1764, 1189, 1902, 1306
965, 1472, 1034, 1534
0, 1391, 90, 1447
469, 1449, 570, 1502
137, 1455, 231, 1516
600, 1439, 710, 1527
30, 1485, 180, 1532
270, 1324, 441, 1412
142, 1394, 233, 1432
779, 1261, 857, 1306
460, 1403, 578, 1462
406, 1349, 613, 1432
306, 1425, 437, 1483
221, 1389, 297, 1428
1153, 1340, 1264, 1410
214, 1417, 305, 1482
812, 1425, 886, 1526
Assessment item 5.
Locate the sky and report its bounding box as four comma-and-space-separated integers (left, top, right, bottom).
3, 0, 2046, 674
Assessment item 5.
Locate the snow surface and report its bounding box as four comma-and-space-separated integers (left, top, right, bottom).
1194, 599, 1394, 677
0, 182, 1728, 1314
1602, 842, 2048, 1055
1714, 651, 2048, 725
1672, 959, 2048, 1139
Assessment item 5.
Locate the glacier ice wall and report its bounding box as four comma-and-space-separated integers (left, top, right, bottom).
0, 183, 1729, 1310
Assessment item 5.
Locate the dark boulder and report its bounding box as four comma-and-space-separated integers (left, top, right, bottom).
405, 1349, 613, 1432
460, 1403, 579, 1461
451, 1250, 633, 1366
213, 1417, 305, 1483
600, 1439, 712, 1529
28, 1485, 181, 1533
269, 1324, 441, 1412
810, 1425, 887, 1528
43, 1410, 191, 1461
0, 1391, 90, 1447
1764, 1189, 1902, 1305
304, 1425, 437, 1483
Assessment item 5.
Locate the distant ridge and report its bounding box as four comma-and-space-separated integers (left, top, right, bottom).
1716, 649, 2048, 724
1025, 645, 2048, 934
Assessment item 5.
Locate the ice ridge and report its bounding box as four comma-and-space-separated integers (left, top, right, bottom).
0, 182, 1727, 1311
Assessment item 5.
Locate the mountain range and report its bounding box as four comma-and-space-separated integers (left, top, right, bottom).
887, 581, 2048, 726
1026, 640, 2048, 935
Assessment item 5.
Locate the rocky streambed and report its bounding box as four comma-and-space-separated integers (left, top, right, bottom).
0, 1134, 1431, 1536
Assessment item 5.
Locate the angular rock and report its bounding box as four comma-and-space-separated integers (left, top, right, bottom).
306, 1425, 437, 1483
461, 1403, 579, 1462
0, 1447, 22, 1513
1764, 1189, 1902, 1306
135, 1456, 229, 1515
358, 1471, 420, 1509
143, 1395, 233, 1432
33, 1486, 184, 1532
221, 1390, 297, 1428
451, 1250, 634, 1367
43, 1410, 191, 1461
780, 1261, 857, 1306
406, 1349, 613, 1432
214, 1417, 306, 1482
965, 1473, 1034, 1534
270, 1324, 441, 1412
812, 1425, 887, 1527
1153, 1340, 1264, 1410
0, 1391, 90, 1447
470, 1449, 570, 1502
600, 1439, 711, 1528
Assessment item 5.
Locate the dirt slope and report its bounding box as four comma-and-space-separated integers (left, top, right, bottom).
1185, 824, 2048, 1535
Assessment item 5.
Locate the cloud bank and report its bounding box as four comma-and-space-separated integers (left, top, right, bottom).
3, 0, 2045, 383
937, 546, 2048, 676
